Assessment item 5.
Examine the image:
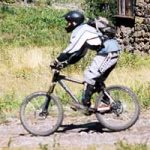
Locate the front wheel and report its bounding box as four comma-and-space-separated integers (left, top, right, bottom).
95, 86, 140, 131
20, 92, 63, 136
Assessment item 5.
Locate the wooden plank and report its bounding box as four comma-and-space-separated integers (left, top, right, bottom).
126, 0, 133, 16
118, 0, 121, 15
122, 0, 126, 15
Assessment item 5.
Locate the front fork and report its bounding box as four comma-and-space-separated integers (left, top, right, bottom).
41, 82, 56, 113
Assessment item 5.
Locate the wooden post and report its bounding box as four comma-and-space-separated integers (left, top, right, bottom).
125, 0, 133, 16
118, 0, 121, 15
121, 0, 126, 15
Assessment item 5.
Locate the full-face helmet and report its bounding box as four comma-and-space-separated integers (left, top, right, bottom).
63, 11, 85, 32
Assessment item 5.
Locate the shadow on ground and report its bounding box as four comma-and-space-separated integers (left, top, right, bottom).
57, 122, 114, 134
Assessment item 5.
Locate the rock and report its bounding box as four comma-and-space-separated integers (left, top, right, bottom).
116, 0, 150, 54
144, 38, 149, 42
147, 25, 150, 31
144, 18, 150, 24
144, 0, 150, 3
143, 24, 148, 32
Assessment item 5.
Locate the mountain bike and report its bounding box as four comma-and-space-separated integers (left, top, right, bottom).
20, 68, 140, 136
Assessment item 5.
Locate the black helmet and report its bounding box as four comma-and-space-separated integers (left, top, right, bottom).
63, 11, 85, 32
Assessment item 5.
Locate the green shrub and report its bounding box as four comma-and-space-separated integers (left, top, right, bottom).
83, 0, 117, 21
0, 91, 20, 113
118, 52, 150, 68
135, 82, 150, 108
0, 0, 16, 4
116, 141, 148, 150
0, 5, 68, 48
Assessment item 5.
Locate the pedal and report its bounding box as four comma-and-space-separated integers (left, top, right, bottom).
70, 106, 77, 111
88, 107, 97, 113
83, 107, 97, 116
70, 102, 85, 111
70, 103, 97, 115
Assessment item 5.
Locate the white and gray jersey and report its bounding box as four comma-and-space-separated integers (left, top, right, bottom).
56, 23, 121, 85
57, 24, 102, 64
63, 24, 102, 54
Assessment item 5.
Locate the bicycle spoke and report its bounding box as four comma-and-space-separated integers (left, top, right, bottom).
20, 92, 63, 136
96, 86, 140, 131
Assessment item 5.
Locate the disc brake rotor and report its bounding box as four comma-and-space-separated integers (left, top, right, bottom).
111, 101, 123, 116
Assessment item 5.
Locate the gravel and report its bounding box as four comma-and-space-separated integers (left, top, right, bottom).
0, 110, 150, 150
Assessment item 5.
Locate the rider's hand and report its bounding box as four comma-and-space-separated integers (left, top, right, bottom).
50, 59, 64, 70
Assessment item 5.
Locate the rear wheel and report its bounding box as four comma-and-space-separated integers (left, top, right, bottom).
20, 92, 63, 136
95, 86, 140, 131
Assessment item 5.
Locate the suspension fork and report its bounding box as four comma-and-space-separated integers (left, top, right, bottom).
42, 82, 56, 111
42, 70, 59, 112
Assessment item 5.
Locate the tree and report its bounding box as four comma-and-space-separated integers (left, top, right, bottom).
83, 0, 117, 22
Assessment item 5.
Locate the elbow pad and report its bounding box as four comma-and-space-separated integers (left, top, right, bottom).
67, 53, 83, 64
57, 53, 69, 62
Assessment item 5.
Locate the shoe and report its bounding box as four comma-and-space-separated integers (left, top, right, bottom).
82, 100, 91, 108
97, 102, 111, 113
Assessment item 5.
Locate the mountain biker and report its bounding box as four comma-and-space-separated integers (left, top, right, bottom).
51, 11, 121, 112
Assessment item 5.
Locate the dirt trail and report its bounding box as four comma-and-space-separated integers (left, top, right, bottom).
0, 110, 150, 150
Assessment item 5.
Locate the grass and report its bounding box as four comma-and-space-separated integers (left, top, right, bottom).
0, 5, 150, 119
0, 50, 150, 121
0, 142, 149, 150
0, 47, 149, 118
0, 4, 68, 48
0, 90, 21, 123
116, 141, 148, 150
109, 52, 150, 108
118, 52, 150, 68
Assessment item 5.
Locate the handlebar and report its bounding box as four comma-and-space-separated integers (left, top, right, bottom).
50, 65, 84, 85
50, 60, 68, 71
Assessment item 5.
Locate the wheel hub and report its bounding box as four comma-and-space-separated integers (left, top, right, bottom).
111, 101, 123, 115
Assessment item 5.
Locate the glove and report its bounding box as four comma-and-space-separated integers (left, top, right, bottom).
50, 59, 67, 70
50, 59, 62, 70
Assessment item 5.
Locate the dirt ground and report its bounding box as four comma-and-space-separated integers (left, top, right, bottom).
0, 109, 150, 150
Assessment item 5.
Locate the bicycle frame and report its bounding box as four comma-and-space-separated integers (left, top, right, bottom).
54, 70, 83, 101
42, 69, 114, 112
20, 69, 140, 135
43, 69, 84, 108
